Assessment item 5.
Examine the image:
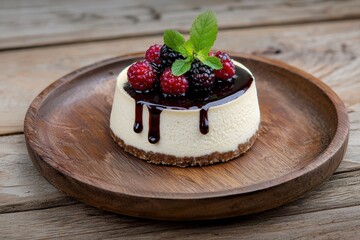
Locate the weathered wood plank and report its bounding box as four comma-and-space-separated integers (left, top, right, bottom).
336, 159, 360, 174
1, 133, 360, 214
0, 135, 76, 213
0, 20, 359, 136
1, 193, 360, 239
0, 0, 360, 50
348, 104, 360, 163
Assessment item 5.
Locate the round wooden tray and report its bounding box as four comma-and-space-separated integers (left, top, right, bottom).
24, 53, 349, 220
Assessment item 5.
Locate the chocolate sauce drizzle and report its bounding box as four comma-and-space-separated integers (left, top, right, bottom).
133, 102, 143, 133
199, 108, 209, 134
147, 106, 162, 143
124, 66, 253, 144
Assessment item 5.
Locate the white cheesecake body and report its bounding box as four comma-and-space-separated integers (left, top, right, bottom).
110, 61, 260, 159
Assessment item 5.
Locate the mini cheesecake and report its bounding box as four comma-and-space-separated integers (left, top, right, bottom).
110, 60, 260, 167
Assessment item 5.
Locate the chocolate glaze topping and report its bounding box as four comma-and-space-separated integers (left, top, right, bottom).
124, 65, 253, 144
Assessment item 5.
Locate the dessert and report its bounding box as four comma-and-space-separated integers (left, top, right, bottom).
110, 10, 260, 167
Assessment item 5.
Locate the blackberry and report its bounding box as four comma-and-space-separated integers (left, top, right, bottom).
160, 45, 184, 67
187, 60, 215, 89
150, 62, 165, 77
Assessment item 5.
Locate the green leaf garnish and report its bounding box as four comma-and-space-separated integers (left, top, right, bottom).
190, 10, 218, 52
198, 56, 222, 70
196, 48, 221, 69
172, 59, 192, 76
197, 47, 211, 57
162, 10, 222, 76
163, 30, 185, 52
178, 40, 194, 60
183, 40, 194, 55
178, 46, 189, 59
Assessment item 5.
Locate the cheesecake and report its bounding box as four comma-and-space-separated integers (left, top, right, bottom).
110, 60, 260, 167
110, 10, 260, 167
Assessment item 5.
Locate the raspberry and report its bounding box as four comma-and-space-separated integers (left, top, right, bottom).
187, 60, 215, 89
127, 60, 156, 92
145, 44, 162, 64
210, 51, 235, 80
160, 68, 189, 96
160, 45, 184, 68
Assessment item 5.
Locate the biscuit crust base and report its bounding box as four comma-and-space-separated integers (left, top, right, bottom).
110, 129, 259, 167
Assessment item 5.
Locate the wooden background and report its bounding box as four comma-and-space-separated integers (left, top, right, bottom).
0, 0, 360, 239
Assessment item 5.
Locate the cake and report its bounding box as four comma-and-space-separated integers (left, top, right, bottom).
110, 10, 260, 167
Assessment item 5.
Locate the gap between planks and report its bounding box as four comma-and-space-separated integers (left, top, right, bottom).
1, 15, 360, 53
1, 196, 360, 239
1, 0, 360, 50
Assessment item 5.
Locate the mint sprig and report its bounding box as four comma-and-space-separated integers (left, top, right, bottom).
198, 56, 222, 70
163, 30, 185, 53
171, 59, 191, 75
162, 10, 223, 76
190, 10, 218, 52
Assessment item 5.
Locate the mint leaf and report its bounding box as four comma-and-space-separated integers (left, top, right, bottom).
198, 47, 211, 57
196, 50, 208, 63
172, 59, 191, 76
163, 30, 185, 52
196, 48, 221, 70
178, 40, 194, 59
178, 46, 189, 58
189, 10, 218, 52
183, 40, 194, 55
164, 11, 222, 76
199, 56, 222, 70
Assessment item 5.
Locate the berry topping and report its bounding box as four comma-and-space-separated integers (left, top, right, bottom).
150, 62, 165, 77
145, 44, 162, 64
127, 60, 156, 92
187, 60, 215, 88
126, 11, 237, 96
210, 51, 235, 80
160, 68, 189, 96
160, 45, 184, 68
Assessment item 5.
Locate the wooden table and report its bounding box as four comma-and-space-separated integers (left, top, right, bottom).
1, 0, 360, 239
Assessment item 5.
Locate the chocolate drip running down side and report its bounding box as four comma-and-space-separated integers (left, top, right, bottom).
199, 108, 209, 134
124, 65, 253, 144
133, 102, 143, 133
147, 106, 162, 143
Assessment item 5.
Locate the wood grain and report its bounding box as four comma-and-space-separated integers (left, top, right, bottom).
1, 0, 360, 50
1, 177, 360, 239
1, 20, 359, 136
348, 104, 360, 162
0, 135, 76, 214
23, 54, 349, 220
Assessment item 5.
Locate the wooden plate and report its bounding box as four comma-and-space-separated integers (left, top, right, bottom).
24, 53, 349, 220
